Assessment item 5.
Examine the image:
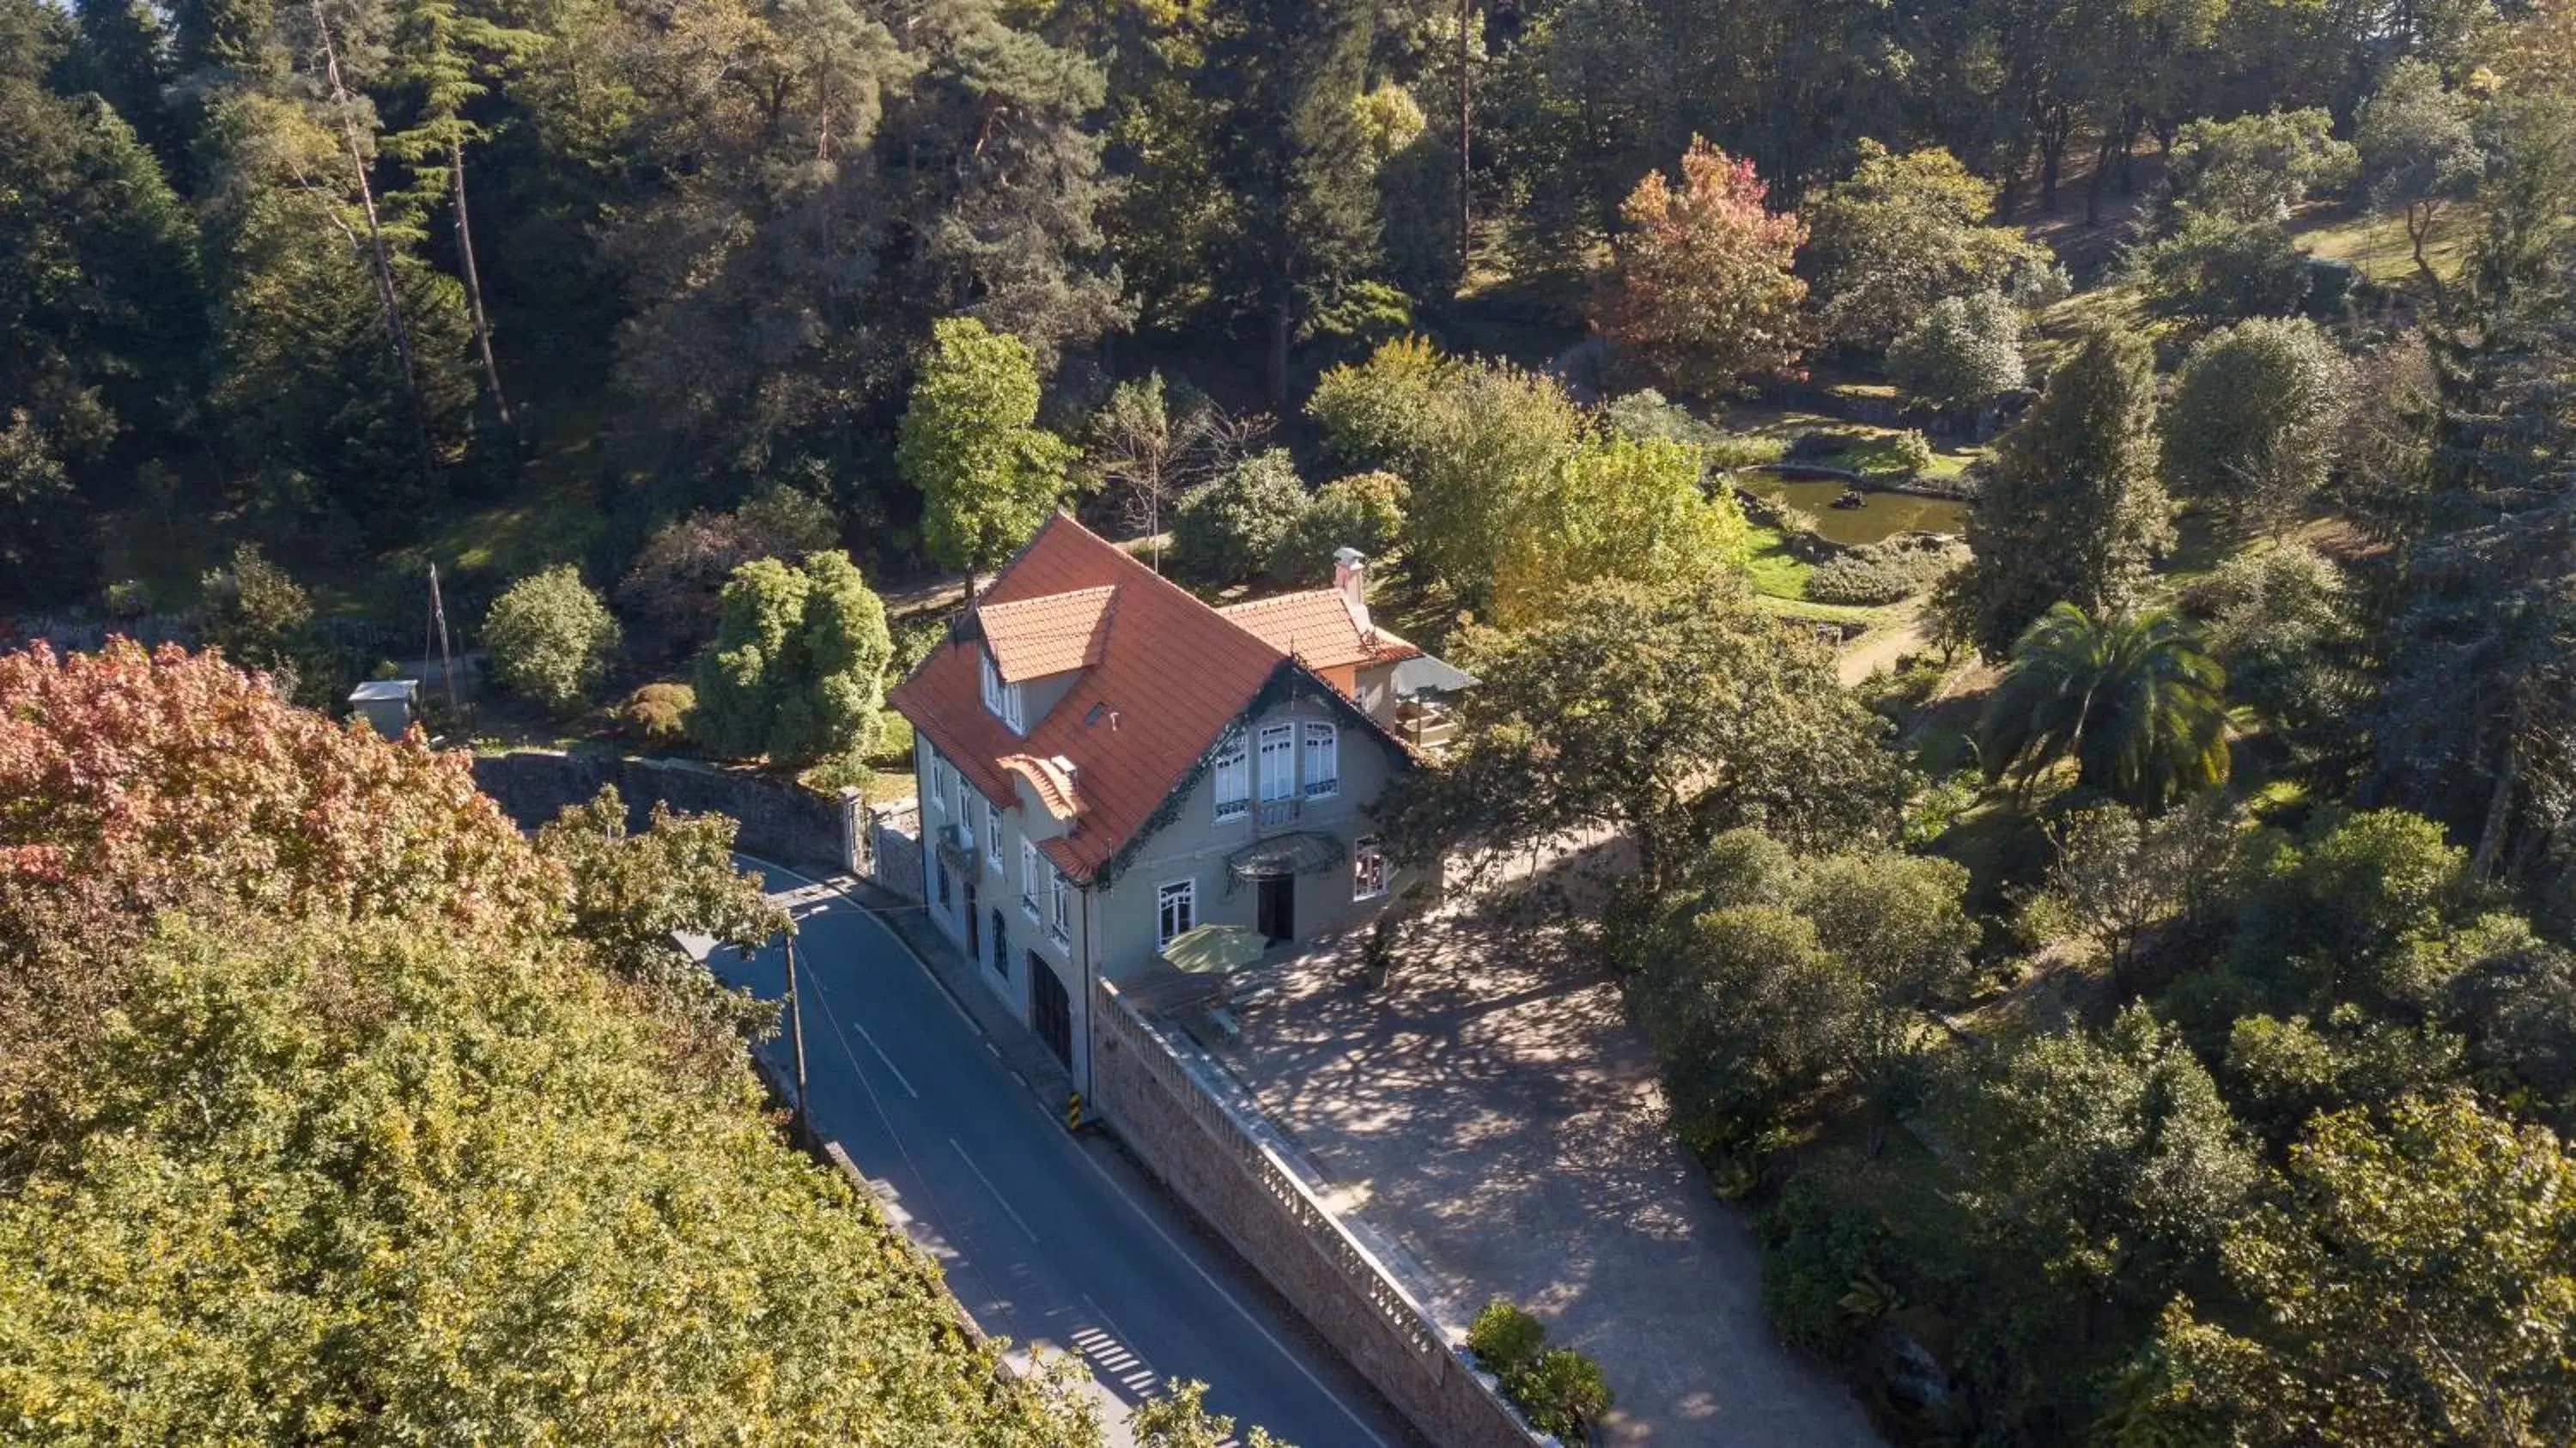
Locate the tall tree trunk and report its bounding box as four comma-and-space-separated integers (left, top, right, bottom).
1455, 0, 1473, 281
2475, 706, 2524, 878
314, 2, 419, 398
450, 137, 511, 427
1267, 297, 1291, 413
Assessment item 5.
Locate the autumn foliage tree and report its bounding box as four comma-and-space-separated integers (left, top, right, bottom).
1597, 138, 1809, 397
0, 641, 1094, 1442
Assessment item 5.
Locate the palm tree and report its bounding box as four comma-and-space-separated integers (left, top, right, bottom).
1979, 604, 2231, 809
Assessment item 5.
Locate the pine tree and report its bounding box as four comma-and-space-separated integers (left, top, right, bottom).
1939, 325, 2172, 660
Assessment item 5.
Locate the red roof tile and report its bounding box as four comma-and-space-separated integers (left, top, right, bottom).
889, 516, 1297, 883
978, 585, 1117, 682
1218, 590, 1424, 669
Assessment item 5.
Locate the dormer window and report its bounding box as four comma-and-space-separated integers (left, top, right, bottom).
980, 648, 1025, 733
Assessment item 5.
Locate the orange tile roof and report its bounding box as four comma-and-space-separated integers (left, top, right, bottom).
999, 753, 1081, 821
890, 515, 1307, 884
1218, 590, 1424, 669
977, 585, 1117, 683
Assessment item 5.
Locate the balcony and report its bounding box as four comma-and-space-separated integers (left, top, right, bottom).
1256, 796, 1301, 827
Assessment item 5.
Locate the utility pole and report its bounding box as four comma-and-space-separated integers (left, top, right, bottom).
1457, 0, 1473, 279
785, 932, 813, 1147
428, 563, 459, 716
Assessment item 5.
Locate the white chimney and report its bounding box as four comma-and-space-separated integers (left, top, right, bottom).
1333, 547, 1370, 636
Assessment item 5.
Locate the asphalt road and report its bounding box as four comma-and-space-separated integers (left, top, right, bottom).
697, 861, 1414, 1448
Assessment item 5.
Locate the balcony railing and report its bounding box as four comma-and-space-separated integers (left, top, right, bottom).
1256, 796, 1300, 827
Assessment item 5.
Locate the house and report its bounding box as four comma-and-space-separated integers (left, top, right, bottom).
887, 514, 1469, 1093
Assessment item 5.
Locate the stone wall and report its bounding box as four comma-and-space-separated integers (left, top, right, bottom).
471, 749, 860, 876
869, 799, 925, 903
1091, 980, 1548, 1448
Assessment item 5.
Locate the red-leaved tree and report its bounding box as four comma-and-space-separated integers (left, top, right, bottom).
1598, 137, 1811, 396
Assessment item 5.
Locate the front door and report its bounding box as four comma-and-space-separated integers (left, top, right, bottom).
964, 880, 980, 958
1030, 952, 1073, 1068
1255, 873, 1295, 944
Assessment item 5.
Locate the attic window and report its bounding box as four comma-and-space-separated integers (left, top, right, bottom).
980, 648, 1025, 734
1084, 701, 1109, 727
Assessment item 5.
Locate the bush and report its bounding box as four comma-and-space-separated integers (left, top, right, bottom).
1516, 1348, 1614, 1440
1466, 1298, 1545, 1378
1170, 448, 1309, 583
1887, 291, 2026, 415
1807, 535, 1969, 605
1270, 470, 1409, 581
2131, 208, 2311, 324
1874, 429, 1936, 478
869, 709, 915, 768
1759, 1183, 1897, 1366
484, 565, 623, 714
622, 681, 696, 745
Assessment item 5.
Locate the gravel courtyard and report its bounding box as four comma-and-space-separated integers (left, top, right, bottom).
1207, 907, 1881, 1447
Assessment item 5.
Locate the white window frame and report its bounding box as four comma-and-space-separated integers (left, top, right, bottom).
1353, 837, 1388, 901
985, 803, 1003, 870
1257, 723, 1297, 804
1212, 730, 1250, 823
927, 757, 949, 812
980, 649, 1025, 734
1157, 879, 1197, 946
1020, 841, 1041, 920
1048, 865, 1072, 946
954, 777, 973, 852
1302, 721, 1339, 799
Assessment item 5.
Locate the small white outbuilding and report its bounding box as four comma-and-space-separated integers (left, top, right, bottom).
347, 678, 421, 739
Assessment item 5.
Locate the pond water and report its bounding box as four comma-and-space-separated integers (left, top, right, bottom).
1739, 475, 1971, 546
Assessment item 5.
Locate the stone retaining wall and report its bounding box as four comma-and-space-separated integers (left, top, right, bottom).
471, 749, 861, 876
1091, 979, 1549, 1448
869, 799, 925, 903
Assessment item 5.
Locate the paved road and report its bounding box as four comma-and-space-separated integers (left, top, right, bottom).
696, 861, 1413, 1448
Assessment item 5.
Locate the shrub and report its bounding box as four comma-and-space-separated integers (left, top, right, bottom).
622, 681, 696, 745
1515, 1348, 1614, 1440
484, 565, 623, 714
690, 551, 893, 766
2162, 317, 2356, 530
869, 709, 915, 768
1759, 1183, 1899, 1366
1877, 429, 1936, 478
1807, 535, 1969, 605
1270, 471, 1408, 581
1887, 291, 2026, 415
1170, 449, 1309, 583
2131, 208, 2311, 324
1466, 1298, 1545, 1378
617, 485, 839, 660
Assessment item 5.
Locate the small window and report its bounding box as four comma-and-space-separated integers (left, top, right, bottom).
1302, 722, 1339, 798
1257, 723, 1296, 803
934, 852, 951, 907
955, 776, 973, 851
927, 757, 949, 812
990, 910, 1009, 977
1212, 730, 1250, 822
985, 803, 1003, 869
1157, 879, 1197, 946
1020, 841, 1041, 919
981, 649, 1026, 733
1353, 837, 1388, 901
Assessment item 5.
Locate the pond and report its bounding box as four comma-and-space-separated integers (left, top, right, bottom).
1738, 474, 1971, 546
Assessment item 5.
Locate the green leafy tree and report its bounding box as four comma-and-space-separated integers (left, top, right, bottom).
1489, 428, 1749, 629
1269, 470, 1406, 581
1801, 140, 2055, 351
2031, 798, 2240, 985
2200, 543, 2362, 755
1597, 137, 1808, 396
1170, 448, 1309, 583
2355, 57, 2483, 307
1940, 325, 2172, 660
2228, 809, 2473, 1018
2129, 207, 2313, 325
535, 787, 788, 1062
2123, 1094, 2576, 1446
899, 316, 1075, 600
2164, 319, 2357, 534
197, 542, 323, 697
2153, 107, 2357, 228
1127, 1379, 1288, 1448
1085, 371, 1223, 571
690, 551, 894, 766
1948, 1005, 2259, 1342
1886, 290, 2026, 417
1309, 338, 1583, 612
483, 564, 622, 713
616, 484, 843, 662
1380, 577, 1900, 888
1979, 605, 2231, 810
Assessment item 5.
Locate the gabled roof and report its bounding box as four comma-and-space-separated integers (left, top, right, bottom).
890, 515, 1313, 884
1218, 591, 1423, 671
978, 585, 1117, 683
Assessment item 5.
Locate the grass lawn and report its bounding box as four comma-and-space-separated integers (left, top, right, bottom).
1745, 525, 1814, 600
2293, 204, 2471, 287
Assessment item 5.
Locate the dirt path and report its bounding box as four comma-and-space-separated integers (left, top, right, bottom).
1837, 605, 1933, 686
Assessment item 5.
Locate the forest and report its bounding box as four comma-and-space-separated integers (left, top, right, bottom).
9, 0, 2576, 1443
